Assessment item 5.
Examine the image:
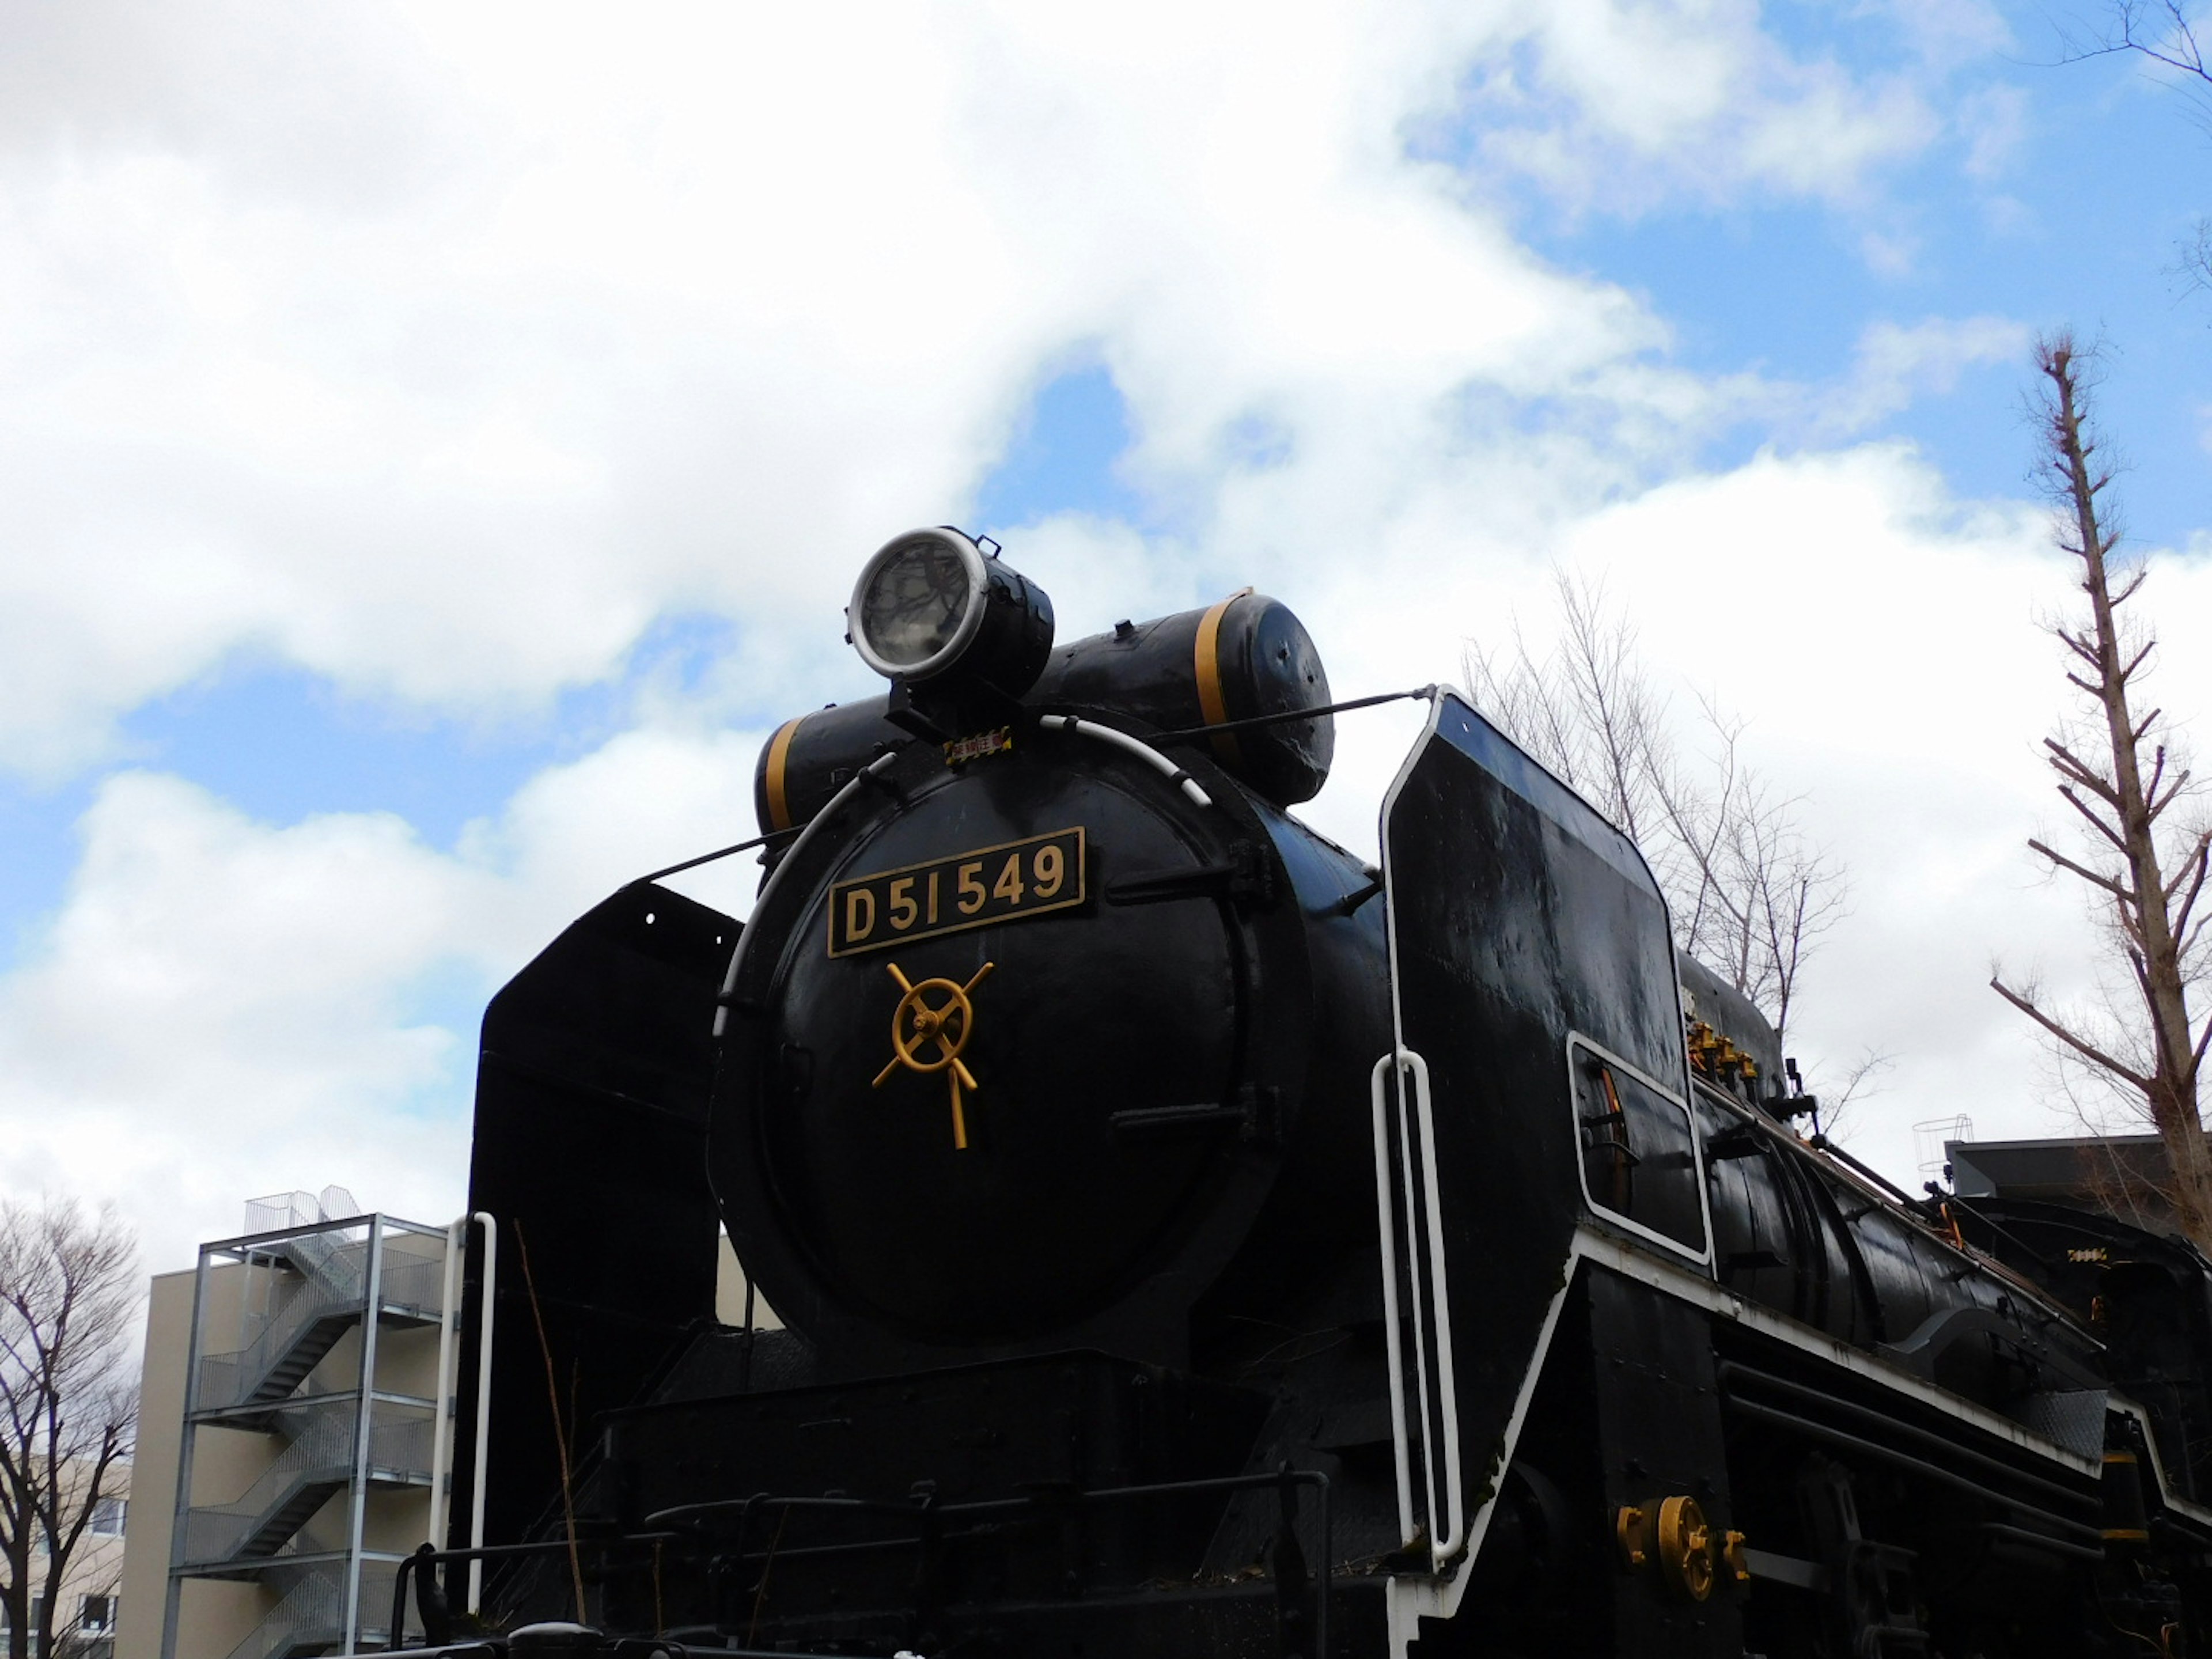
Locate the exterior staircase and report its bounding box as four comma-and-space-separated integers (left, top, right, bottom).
181, 1407, 434, 1569
219, 1564, 397, 1659
224, 1569, 341, 1659
170, 1196, 453, 1659
197, 1226, 444, 1416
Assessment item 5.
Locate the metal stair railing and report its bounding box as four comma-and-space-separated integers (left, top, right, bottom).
357, 1559, 401, 1651
198, 1237, 451, 1415
222, 1569, 343, 1659
372, 1256, 448, 1322
198, 1237, 370, 1414
365, 1414, 437, 1483
181, 1408, 440, 1567
180, 1407, 357, 1565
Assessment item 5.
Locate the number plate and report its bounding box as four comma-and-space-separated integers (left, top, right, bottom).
827, 828, 1087, 957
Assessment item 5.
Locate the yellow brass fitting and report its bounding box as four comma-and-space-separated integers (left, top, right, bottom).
1723, 1529, 1749, 1584
1615, 1505, 1649, 1571
1656, 1495, 1715, 1603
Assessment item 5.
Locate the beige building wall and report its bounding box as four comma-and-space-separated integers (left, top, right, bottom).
119, 1220, 771, 1659
14, 1458, 132, 1655
713, 1232, 784, 1331
117, 1271, 192, 1659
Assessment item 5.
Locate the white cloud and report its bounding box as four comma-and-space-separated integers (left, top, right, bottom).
1858, 0, 2012, 71
1957, 82, 2030, 179
1459, 0, 1945, 215
0, 721, 767, 1275
1815, 313, 2031, 436
0, 0, 1984, 778
0, 774, 477, 1271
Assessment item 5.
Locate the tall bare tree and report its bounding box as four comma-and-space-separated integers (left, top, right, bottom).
0, 1201, 138, 1659
1990, 335, 2212, 1248
1464, 570, 1849, 1045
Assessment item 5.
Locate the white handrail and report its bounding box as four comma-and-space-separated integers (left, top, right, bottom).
1370, 1047, 1466, 1569
1369, 1054, 1416, 1547
467, 1211, 496, 1615
427, 1216, 463, 1555
1403, 1050, 1464, 1563
1037, 714, 1213, 808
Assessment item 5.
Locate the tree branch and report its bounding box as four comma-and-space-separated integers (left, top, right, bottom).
2046, 738, 2122, 802
1993, 975, 2155, 1089
2028, 838, 2137, 904
2059, 784, 2131, 851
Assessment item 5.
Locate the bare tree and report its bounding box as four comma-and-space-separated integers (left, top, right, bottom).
2064, 1, 2212, 97
1990, 334, 2212, 1249
1464, 570, 1849, 1046
0, 1201, 138, 1659
2058, 3, 2212, 293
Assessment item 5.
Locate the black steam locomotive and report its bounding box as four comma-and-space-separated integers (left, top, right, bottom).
414, 529, 2212, 1659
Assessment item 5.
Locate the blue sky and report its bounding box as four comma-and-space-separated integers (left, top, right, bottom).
6, 1, 2212, 1264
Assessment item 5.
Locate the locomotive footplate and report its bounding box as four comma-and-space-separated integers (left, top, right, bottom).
570, 1349, 1289, 1647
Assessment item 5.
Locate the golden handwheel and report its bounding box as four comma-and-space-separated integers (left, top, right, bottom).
872, 961, 995, 1149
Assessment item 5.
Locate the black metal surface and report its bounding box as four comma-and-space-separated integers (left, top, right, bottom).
712, 717, 1387, 1373
1955, 1194, 2212, 1504
1378, 692, 1683, 1532
1693, 1077, 2111, 1452
1588, 1268, 1743, 1657
1029, 593, 1334, 806
1717, 1360, 2099, 1513
455, 882, 737, 1558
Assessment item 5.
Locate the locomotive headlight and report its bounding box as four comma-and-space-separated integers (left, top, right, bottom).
850, 528, 988, 680
848, 527, 1055, 697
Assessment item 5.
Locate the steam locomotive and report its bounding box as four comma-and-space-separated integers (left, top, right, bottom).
412, 528, 2212, 1659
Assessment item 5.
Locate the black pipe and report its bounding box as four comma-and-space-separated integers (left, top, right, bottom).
1807, 1133, 1924, 1211
1152, 685, 1434, 744
1979, 1521, 2107, 1562
389, 1539, 654, 1653
644, 1469, 1331, 1659
1723, 1395, 2105, 1547
1717, 1361, 2100, 1514
387, 1534, 858, 1657
403, 1475, 1334, 1654
626, 825, 803, 889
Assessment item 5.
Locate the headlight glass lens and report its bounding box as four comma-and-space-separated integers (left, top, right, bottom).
857, 537, 975, 671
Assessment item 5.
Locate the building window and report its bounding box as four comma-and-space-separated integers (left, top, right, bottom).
79, 1596, 113, 1634
89, 1498, 126, 1538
